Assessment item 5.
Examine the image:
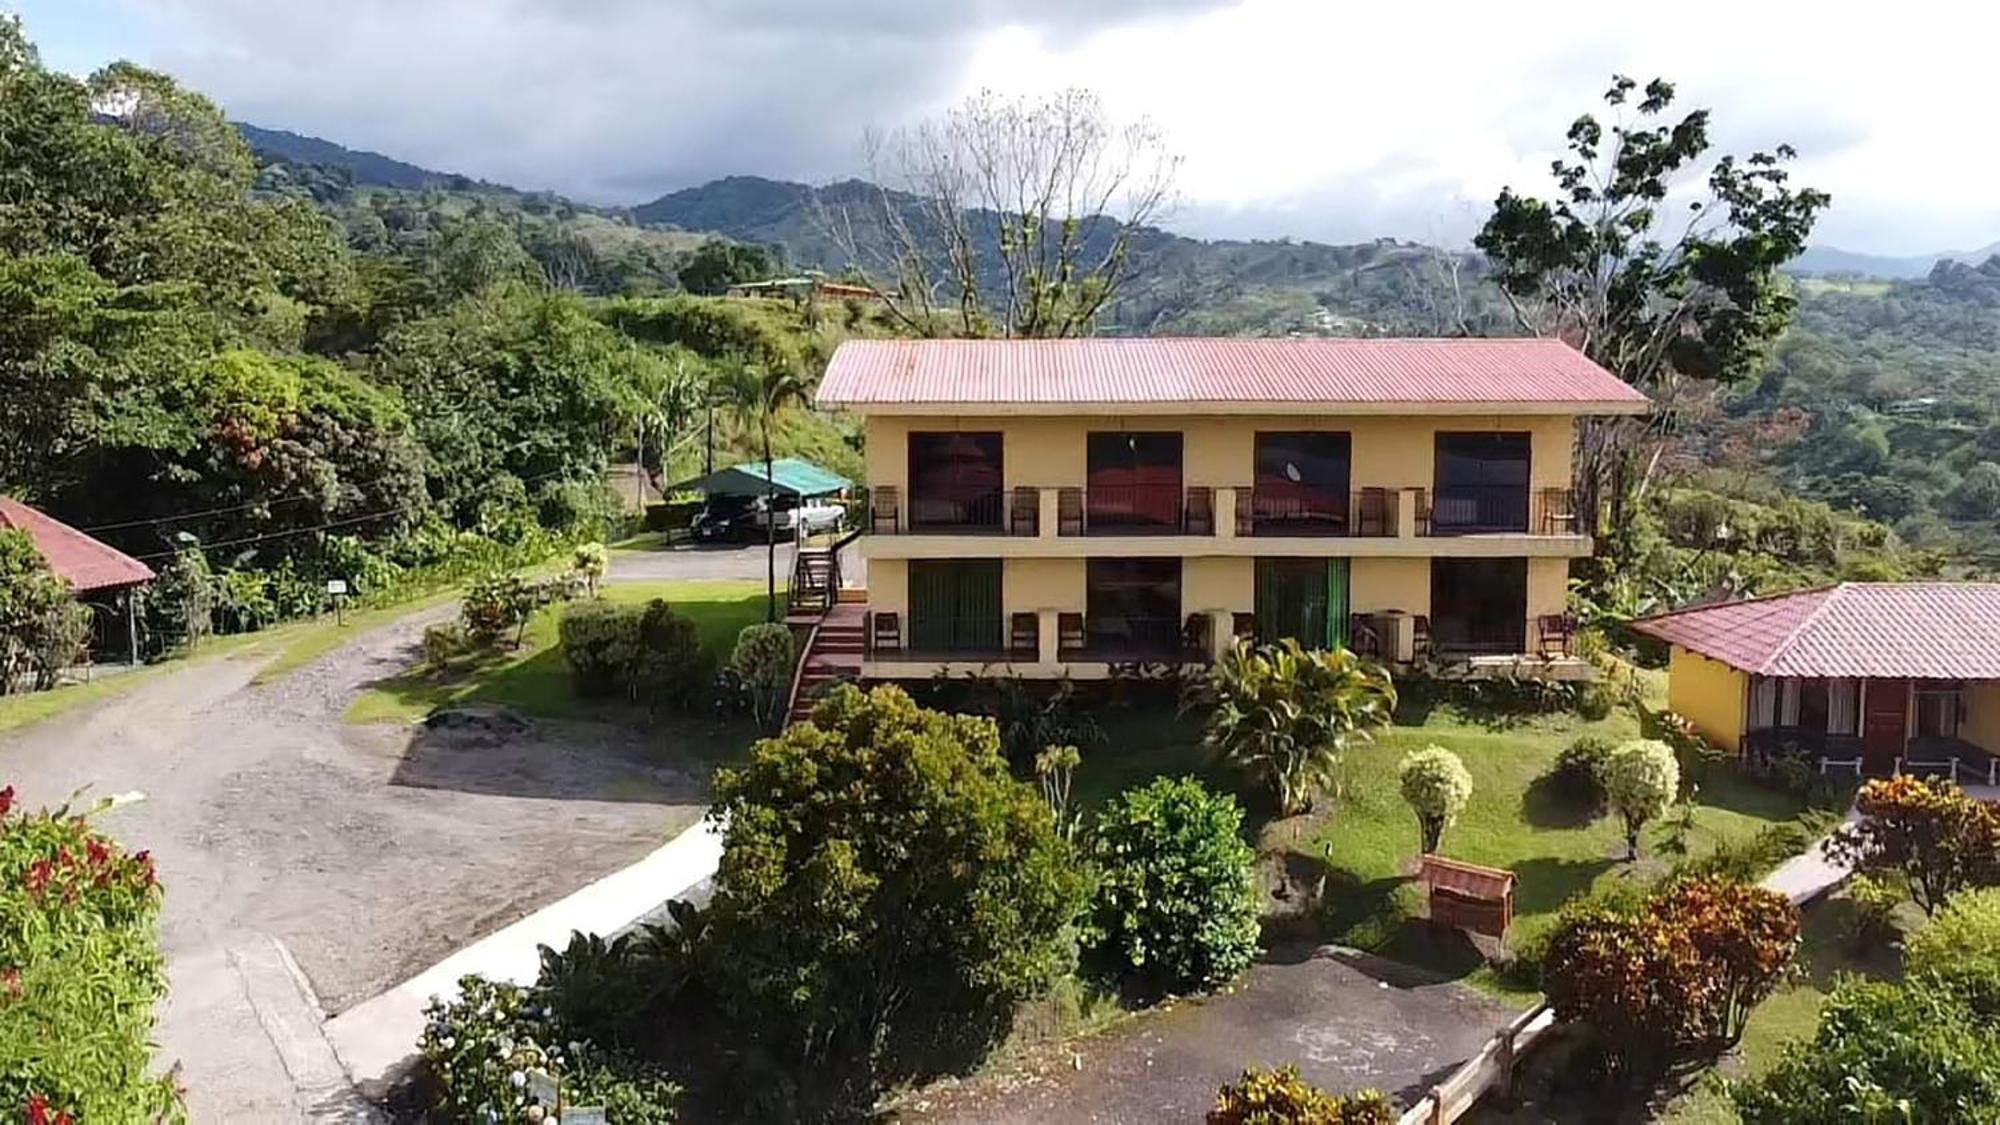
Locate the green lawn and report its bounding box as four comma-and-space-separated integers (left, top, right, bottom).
1075, 697, 1815, 1001
345, 580, 770, 724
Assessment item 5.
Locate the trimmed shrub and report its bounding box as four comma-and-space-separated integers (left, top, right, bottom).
1398, 745, 1473, 855
572, 541, 609, 596
1549, 735, 1613, 811
1574, 680, 1615, 721
1087, 777, 1261, 995
1208, 1066, 1394, 1125
0, 787, 182, 1122
419, 974, 679, 1124
1604, 739, 1680, 860
632, 599, 709, 713
1907, 887, 2000, 976
560, 600, 641, 698
729, 623, 796, 730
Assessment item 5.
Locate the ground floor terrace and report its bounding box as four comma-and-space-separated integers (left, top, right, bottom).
1668, 647, 2000, 782
854, 553, 1587, 679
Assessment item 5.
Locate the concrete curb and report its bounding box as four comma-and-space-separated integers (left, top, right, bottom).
325, 815, 726, 1097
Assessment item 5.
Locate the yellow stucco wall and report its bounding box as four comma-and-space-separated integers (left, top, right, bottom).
1351, 557, 1430, 616
1004, 557, 1085, 615
1965, 681, 2000, 755
1668, 647, 1748, 753
863, 413, 1575, 495
1527, 557, 1571, 623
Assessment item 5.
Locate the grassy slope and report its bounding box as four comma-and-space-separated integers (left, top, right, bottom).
345, 580, 768, 724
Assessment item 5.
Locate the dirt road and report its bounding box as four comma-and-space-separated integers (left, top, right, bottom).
0, 607, 705, 1121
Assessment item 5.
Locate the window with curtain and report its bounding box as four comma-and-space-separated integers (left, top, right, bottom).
1827, 679, 1858, 735
1915, 681, 1965, 739
1749, 676, 1778, 730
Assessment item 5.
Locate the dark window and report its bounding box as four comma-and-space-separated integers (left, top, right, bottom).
908, 559, 1003, 654
1087, 432, 1183, 533
1253, 432, 1351, 535
1915, 681, 1965, 739
1798, 679, 1830, 732
1086, 558, 1182, 657
908, 433, 1003, 530
1430, 558, 1527, 655
1433, 433, 1531, 533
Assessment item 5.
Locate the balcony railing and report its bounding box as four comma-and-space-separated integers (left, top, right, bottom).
1424, 486, 1585, 537
1054, 485, 1215, 537
1242, 486, 1401, 538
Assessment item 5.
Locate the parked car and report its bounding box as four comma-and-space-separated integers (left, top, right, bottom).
692, 494, 846, 542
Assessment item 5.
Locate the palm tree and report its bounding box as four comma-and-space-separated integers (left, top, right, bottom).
1193, 638, 1398, 816
716, 363, 813, 622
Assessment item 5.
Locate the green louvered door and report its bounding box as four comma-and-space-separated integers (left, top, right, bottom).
909, 560, 1002, 654
1255, 559, 1350, 650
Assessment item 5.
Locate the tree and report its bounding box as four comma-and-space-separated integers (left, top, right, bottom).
0, 530, 87, 695
677, 239, 775, 296
1827, 776, 2000, 916
715, 362, 814, 622
729, 622, 796, 731
1399, 745, 1473, 855
825, 87, 1179, 338
1085, 777, 1261, 996
685, 683, 1090, 1117
1193, 640, 1397, 816
1733, 968, 2000, 1123
1603, 739, 1679, 859
1475, 76, 1828, 540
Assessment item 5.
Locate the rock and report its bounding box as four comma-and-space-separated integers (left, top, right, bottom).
421, 704, 531, 744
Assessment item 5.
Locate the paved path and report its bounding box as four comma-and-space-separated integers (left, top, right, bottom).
607, 538, 866, 587
0, 609, 705, 1121
901, 947, 1512, 1123
1761, 809, 1862, 905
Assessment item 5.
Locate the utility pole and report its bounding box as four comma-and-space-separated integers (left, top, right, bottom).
704, 400, 715, 475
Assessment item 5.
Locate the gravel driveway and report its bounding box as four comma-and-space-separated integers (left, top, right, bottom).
0, 607, 706, 1120
608, 538, 866, 586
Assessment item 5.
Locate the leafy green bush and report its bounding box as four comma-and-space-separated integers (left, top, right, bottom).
1086, 777, 1261, 995
631, 600, 709, 713
1574, 679, 1615, 721
1844, 872, 1904, 951
560, 600, 641, 697
1207, 1066, 1394, 1125
1398, 746, 1473, 855
420, 622, 473, 674
1192, 639, 1397, 815
461, 571, 536, 647
729, 623, 796, 730
572, 541, 609, 595
1907, 887, 2000, 977
1548, 735, 1613, 812
1733, 967, 2000, 1123
1604, 739, 1680, 860
0, 787, 182, 1122
667, 683, 1090, 1118
419, 974, 679, 1124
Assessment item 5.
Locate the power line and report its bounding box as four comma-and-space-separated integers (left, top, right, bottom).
80, 464, 582, 536
128, 507, 412, 562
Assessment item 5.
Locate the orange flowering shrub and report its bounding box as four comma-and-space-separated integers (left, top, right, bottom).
1828, 776, 2000, 916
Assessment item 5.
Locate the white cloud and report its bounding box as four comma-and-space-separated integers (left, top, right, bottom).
37, 0, 2000, 254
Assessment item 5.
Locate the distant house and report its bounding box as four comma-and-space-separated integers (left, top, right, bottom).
816, 336, 1649, 680
0, 496, 155, 665
1635, 582, 2000, 782
725, 276, 888, 303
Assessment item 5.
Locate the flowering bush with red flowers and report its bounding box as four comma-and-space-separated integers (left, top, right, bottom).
0, 785, 183, 1122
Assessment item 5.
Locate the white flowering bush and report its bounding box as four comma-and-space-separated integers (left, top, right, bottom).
1604, 739, 1681, 860
1398, 745, 1473, 855
419, 974, 679, 1123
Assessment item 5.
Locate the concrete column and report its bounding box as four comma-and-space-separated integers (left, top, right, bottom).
1216, 487, 1239, 540
1397, 488, 1420, 539
1206, 608, 1235, 662
1037, 488, 1060, 539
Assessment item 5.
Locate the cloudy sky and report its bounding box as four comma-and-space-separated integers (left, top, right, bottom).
11, 0, 1996, 255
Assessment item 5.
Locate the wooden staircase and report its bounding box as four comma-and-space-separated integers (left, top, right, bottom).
789, 547, 840, 615
787, 603, 866, 725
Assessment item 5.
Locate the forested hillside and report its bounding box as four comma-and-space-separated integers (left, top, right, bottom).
0, 21, 871, 655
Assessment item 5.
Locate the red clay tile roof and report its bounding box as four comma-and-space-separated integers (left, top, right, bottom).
817, 337, 1649, 412
1632, 583, 2000, 679
0, 497, 155, 593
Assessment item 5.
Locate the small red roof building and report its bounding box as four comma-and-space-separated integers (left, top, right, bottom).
816, 337, 1649, 414
0, 496, 155, 594
1632, 582, 2000, 680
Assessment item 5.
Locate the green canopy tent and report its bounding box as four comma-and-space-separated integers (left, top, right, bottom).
667, 457, 851, 499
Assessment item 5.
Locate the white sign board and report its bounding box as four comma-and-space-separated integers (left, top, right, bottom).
564, 1109, 608, 1125
325, 579, 350, 596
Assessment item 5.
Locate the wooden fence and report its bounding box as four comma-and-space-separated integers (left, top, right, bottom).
1397, 1003, 1557, 1125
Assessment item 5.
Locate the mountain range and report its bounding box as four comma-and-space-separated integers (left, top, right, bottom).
235, 121, 1996, 291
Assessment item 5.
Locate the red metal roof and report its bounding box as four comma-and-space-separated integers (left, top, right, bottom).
0, 497, 155, 593
816, 337, 1649, 411
1633, 583, 2000, 679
